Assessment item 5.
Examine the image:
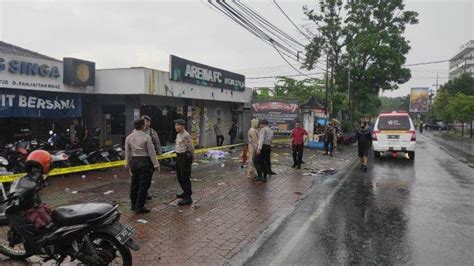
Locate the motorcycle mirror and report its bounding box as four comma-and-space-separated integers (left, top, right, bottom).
52, 153, 68, 162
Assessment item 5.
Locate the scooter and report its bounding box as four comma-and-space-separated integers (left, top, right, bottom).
107, 144, 125, 161
0, 153, 139, 265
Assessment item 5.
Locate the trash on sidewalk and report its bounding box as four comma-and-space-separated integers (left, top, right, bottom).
81, 175, 86, 179
65, 188, 70, 192
206, 150, 225, 160
71, 191, 78, 194
318, 169, 337, 175
195, 218, 202, 222
178, 210, 184, 213
217, 182, 226, 186
137, 219, 148, 224
191, 178, 202, 182
103, 190, 114, 195
192, 162, 199, 166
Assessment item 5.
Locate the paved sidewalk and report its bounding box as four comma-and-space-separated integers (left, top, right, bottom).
0, 144, 356, 265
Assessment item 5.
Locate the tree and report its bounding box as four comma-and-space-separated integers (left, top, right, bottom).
303, 0, 418, 121
379, 96, 410, 112
447, 93, 474, 137
433, 89, 452, 121
440, 73, 474, 96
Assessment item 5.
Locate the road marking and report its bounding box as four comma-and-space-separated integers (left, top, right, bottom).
270, 167, 353, 265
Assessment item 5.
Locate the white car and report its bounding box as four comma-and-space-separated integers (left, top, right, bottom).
372, 111, 416, 160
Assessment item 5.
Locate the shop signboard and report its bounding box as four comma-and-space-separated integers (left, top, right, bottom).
169, 55, 245, 91
63, 57, 96, 86
0, 88, 82, 118
409, 87, 429, 112
0, 54, 63, 91
251, 100, 299, 134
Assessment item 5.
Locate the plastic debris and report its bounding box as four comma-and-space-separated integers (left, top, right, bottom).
178, 210, 184, 213
192, 162, 199, 166
65, 188, 70, 192
104, 190, 114, 195
136, 219, 148, 224
217, 182, 226, 186
206, 150, 225, 160
231, 157, 240, 160
195, 218, 202, 222
71, 191, 78, 194
113, 174, 118, 178
221, 163, 225, 168
191, 178, 202, 182
81, 175, 86, 179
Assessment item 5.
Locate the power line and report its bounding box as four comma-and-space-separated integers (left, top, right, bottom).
270, 40, 315, 79
403, 59, 450, 67
247, 71, 326, 79
272, 0, 312, 41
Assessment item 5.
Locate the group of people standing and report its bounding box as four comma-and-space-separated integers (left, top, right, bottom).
124, 116, 195, 214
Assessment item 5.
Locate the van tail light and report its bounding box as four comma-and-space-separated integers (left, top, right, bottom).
372, 130, 380, 141
408, 130, 416, 141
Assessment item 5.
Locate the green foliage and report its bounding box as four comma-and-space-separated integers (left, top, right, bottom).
433, 89, 452, 121
303, 0, 418, 119
379, 96, 410, 112
439, 73, 474, 96
447, 94, 474, 122
252, 77, 325, 103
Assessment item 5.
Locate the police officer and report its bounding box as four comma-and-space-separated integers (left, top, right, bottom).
125, 118, 160, 214
142, 115, 162, 155
174, 119, 194, 205
142, 115, 162, 200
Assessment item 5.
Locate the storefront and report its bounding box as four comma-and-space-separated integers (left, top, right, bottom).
92, 55, 252, 148
300, 95, 327, 140
0, 41, 95, 144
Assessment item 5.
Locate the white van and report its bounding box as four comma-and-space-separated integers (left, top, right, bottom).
372, 111, 416, 159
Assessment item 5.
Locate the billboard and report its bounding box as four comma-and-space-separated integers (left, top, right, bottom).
409, 87, 429, 112
169, 55, 245, 91
251, 101, 299, 134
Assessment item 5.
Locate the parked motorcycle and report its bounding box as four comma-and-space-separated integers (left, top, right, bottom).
0, 150, 139, 265
107, 144, 125, 161
336, 132, 356, 146
160, 145, 176, 170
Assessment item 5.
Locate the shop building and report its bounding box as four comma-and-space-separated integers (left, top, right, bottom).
88, 55, 252, 148
1, 41, 251, 148
0, 41, 95, 144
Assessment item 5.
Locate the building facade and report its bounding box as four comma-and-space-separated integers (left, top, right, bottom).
449, 40, 474, 80
0, 41, 95, 144
1, 41, 252, 148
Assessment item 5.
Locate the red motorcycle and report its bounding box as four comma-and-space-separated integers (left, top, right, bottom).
337, 132, 356, 146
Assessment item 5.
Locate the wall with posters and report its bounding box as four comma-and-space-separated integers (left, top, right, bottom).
251, 100, 300, 134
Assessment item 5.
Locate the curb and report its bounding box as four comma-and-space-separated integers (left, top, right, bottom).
226, 156, 360, 265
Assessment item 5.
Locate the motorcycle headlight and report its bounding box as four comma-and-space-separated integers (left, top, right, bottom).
0, 157, 8, 166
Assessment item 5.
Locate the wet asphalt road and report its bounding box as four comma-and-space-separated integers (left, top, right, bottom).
245, 133, 474, 265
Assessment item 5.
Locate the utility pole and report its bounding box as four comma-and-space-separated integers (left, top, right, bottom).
348, 59, 351, 123
325, 53, 329, 118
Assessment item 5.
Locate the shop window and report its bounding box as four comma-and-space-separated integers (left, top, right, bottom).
103, 105, 126, 135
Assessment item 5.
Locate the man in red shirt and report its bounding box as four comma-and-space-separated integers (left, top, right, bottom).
291, 121, 308, 169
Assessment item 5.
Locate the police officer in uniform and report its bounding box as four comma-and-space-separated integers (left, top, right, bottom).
174, 119, 195, 205
125, 118, 160, 214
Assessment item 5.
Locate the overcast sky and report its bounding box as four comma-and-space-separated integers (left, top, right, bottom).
0, 0, 472, 97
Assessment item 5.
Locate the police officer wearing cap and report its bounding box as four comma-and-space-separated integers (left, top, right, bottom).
141, 115, 161, 201
125, 118, 160, 214
174, 119, 194, 205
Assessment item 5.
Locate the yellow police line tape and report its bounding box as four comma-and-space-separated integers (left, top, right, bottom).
0, 139, 291, 183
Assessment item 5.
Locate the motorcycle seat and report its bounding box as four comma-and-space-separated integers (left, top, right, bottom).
52, 203, 115, 226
